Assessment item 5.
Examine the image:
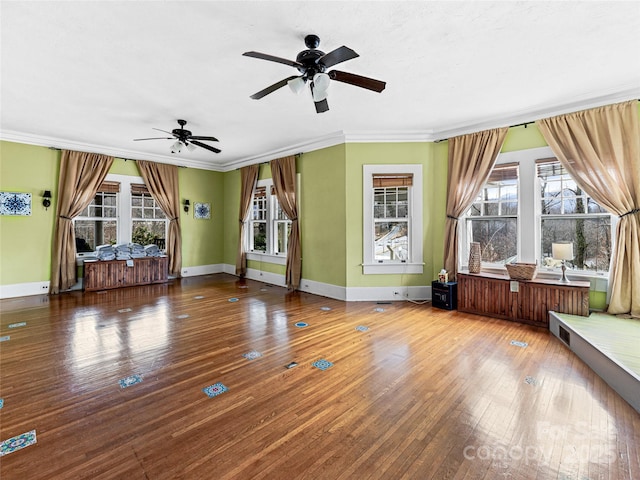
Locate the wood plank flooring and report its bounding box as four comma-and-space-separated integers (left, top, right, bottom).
1, 274, 638, 479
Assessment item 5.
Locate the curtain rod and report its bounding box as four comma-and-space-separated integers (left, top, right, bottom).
434, 121, 534, 143
47, 147, 187, 167
434, 98, 640, 143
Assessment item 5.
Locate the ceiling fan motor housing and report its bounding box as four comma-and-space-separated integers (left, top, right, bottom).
295, 49, 326, 77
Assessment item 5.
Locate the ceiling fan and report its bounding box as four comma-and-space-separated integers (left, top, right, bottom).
133, 119, 221, 154
243, 34, 386, 113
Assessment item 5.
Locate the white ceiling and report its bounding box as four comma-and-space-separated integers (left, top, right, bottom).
1, 1, 639, 172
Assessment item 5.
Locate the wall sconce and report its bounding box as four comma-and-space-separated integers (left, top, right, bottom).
43, 190, 52, 210
552, 242, 574, 283
183, 199, 190, 213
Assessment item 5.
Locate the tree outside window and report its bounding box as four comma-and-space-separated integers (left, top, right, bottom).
463, 164, 518, 265
538, 160, 611, 272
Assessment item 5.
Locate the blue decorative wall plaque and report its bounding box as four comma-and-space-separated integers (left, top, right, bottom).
194, 202, 211, 219
0, 192, 32, 216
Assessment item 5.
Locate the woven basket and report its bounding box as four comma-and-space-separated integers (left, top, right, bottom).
505, 262, 537, 281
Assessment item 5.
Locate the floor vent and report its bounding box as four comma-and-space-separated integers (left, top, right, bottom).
558, 325, 571, 346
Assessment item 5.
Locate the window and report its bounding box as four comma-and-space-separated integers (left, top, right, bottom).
537, 159, 611, 272
363, 165, 423, 274
247, 181, 292, 260
74, 174, 169, 255
463, 164, 518, 265
131, 183, 167, 246
373, 177, 411, 261
459, 146, 613, 277
74, 181, 119, 252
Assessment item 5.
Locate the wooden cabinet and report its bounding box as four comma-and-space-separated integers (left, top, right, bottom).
83, 257, 168, 291
457, 271, 589, 327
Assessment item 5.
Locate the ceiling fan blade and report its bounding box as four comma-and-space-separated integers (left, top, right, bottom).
189, 135, 219, 142
152, 128, 175, 135
317, 46, 359, 68
250, 75, 300, 100
133, 137, 173, 141
243, 51, 303, 68
314, 98, 329, 114
328, 70, 386, 92
190, 140, 221, 154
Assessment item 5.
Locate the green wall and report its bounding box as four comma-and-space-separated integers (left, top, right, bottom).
179, 167, 225, 268
0, 141, 60, 284
298, 145, 347, 286
0, 132, 613, 311
343, 142, 444, 288
0, 141, 224, 285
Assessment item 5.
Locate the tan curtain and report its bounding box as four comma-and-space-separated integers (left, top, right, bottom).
536, 100, 640, 317
50, 150, 114, 294
443, 127, 508, 280
270, 155, 302, 289
236, 164, 259, 277
137, 160, 182, 277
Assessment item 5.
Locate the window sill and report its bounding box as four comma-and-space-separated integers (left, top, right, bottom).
362, 263, 424, 275
246, 252, 287, 266
477, 265, 609, 283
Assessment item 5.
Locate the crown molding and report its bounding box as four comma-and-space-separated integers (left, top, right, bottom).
220, 130, 348, 171
0, 130, 226, 171
3, 85, 638, 172
431, 83, 640, 141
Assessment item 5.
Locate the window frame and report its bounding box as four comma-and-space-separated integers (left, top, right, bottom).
460, 163, 519, 268
130, 184, 169, 248
537, 158, 612, 273
363, 164, 423, 275
74, 189, 119, 254
245, 178, 296, 266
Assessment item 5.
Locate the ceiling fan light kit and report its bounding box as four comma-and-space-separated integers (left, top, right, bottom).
244, 34, 386, 113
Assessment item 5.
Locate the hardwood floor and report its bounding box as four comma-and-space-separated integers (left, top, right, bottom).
1, 274, 638, 479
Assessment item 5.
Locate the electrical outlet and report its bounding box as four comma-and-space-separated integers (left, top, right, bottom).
41, 285, 48, 290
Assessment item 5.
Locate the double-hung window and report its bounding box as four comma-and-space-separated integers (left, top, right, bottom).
247, 180, 292, 261
537, 159, 611, 272
131, 183, 168, 247
462, 164, 519, 265
363, 164, 423, 274
74, 181, 119, 253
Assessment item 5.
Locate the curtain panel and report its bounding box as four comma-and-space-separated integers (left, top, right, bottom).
136, 160, 182, 277
536, 100, 640, 317
236, 164, 259, 277
270, 155, 302, 289
443, 127, 508, 280
50, 150, 114, 294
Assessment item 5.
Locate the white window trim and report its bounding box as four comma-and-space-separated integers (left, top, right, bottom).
460, 146, 615, 281
246, 175, 299, 266
363, 164, 423, 275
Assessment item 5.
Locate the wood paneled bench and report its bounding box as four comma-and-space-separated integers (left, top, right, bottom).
457, 271, 590, 328
83, 257, 168, 291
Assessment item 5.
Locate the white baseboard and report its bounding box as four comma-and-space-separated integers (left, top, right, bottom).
225, 263, 431, 302
298, 278, 347, 300
0, 281, 51, 299
181, 264, 225, 277
345, 285, 431, 302
245, 268, 287, 288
